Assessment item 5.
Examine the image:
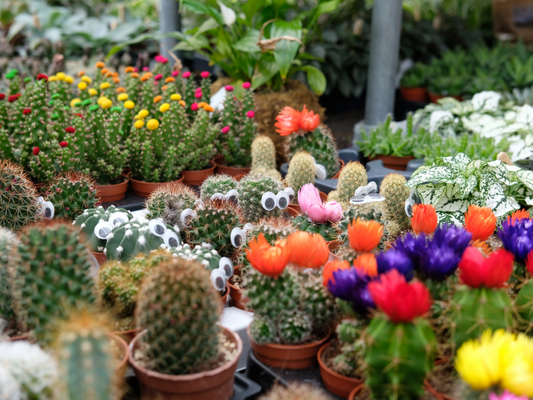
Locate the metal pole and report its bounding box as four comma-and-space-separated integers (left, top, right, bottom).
159, 0, 181, 67
363, 0, 403, 126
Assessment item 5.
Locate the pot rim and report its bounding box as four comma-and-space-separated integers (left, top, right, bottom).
130, 175, 184, 185
247, 325, 331, 350
95, 174, 130, 188
109, 332, 129, 371
317, 341, 363, 383
183, 162, 216, 174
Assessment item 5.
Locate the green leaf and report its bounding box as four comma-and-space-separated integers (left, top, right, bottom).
271, 19, 302, 79
106, 32, 164, 59
407, 166, 455, 187
316, 0, 341, 16
181, 0, 224, 26
517, 170, 533, 191
252, 56, 280, 89
195, 18, 219, 36
242, 0, 266, 24
232, 29, 260, 52
299, 65, 327, 95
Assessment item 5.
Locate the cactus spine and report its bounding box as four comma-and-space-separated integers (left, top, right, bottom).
285, 151, 316, 203
200, 174, 238, 201
0, 227, 19, 323
380, 173, 410, 232
237, 173, 284, 222
336, 161, 368, 203
145, 182, 198, 227
251, 135, 277, 173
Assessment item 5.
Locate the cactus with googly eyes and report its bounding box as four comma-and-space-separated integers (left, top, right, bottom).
237, 173, 285, 223
145, 182, 198, 228
200, 174, 238, 201
74, 206, 133, 252
286, 151, 316, 204
104, 219, 180, 262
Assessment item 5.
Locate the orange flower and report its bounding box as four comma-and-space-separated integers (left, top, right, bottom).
112, 72, 119, 77
507, 209, 530, 225
77, 71, 85, 77
112, 77, 120, 84
179, 100, 186, 107
162, 85, 168, 91
287, 231, 329, 268
299, 105, 320, 132
348, 218, 383, 253
323, 260, 350, 286
471, 239, 492, 256
204, 105, 214, 112
153, 95, 162, 103
353, 253, 378, 277
165, 77, 175, 83
411, 204, 438, 235
464, 205, 496, 241
275, 106, 301, 136
116, 87, 126, 93
246, 233, 289, 277
125, 66, 135, 73
101, 68, 109, 75
106, 72, 113, 78
198, 102, 208, 108
131, 72, 139, 78
96, 61, 105, 68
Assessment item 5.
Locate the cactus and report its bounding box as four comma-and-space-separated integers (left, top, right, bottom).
51, 307, 116, 400
45, 172, 101, 221
328, 319, 366, 377
336, 204, 387, 247
380, 173, 410, 231
516, 280, 533, 333
145, 182, 198, 227
200, 174, 238, 201
292, 215, 339, 242
104, 219, 180, 262
74, 205, 133, 252
287, 125, 340, 178
179, 107, 218, 171
170, 243, 225, 271
135, 257, 221, 375
186, 199, 242, 258
249, 316, 278, 345
0, 160, 41, 230
0, 227, 19, 323
251, 135, 277, 172
250, 217, 296, 245
286, 151, 316, 203
237, 173, 285, 222
336, 162, 368, 203
13, 222, 96, 335
259, 383, 333, 400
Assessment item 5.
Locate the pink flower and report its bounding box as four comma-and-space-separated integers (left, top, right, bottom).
134, 67, 139, 72
489, 391, 528, 400
171, 70, 179, 77
225, 85, 234, 92
201, 71, 210, 79
195, 87, 202, 92
324, 201, 343, 222
154, 74, 163, 81
298, 184, 322, 214
143, 67, 150, 72
298, 184, 343, 223
154, 55, 168, 64
307, 203, 328, 223
195, 91, 202, 99
191, 103, 198, 111
242, 82, 251, 89
247, 111, 255, 118
222, 126, 230, 134
182, 71, 191, 79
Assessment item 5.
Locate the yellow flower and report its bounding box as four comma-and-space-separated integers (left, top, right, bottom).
56, 72, 66, 81
138, 109, 149, 119
124, 100, 135, 110
500, 333, 533, 397
134, 120, 144, 129
117, 93, 128, 102
97, 96, 110, 106
146, 119, 159, 130
70, 98, 81, 108
170, 94, 182, 101
81, 76, 92, 84
101, 99, 112, 109
100, 82, 110, 90
88, 88, 98, 97
64, 75, 74, 84
160, 103, 170, 113
78, 82, 87, 90
48, 76, 57, 82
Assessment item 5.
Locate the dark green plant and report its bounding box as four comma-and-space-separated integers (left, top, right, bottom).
400, 62, 426, 88
0, 226, 19, 323
357, 114, 416, 158
292, 214, 338, 242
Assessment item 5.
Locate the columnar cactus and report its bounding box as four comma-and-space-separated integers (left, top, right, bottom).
286, 151, 316, 203
178, 107, 218, 171
251, 135, 279, 178
0, 227, 19, 323
199, 174, 238, 201
135, 257, 221, 374
380, 173, 411, 235
13, 222, 96, 335
237, 173, 285, 222
145, 182, 198, 227
335, 161, 368, 203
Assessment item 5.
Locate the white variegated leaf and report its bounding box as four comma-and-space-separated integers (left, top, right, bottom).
436, 211, 465, 226
516, 170, 533, 192
435, 193, 469, 213
486, 194, 519, 217
407, 166, 455, 187
526, 197, 533, 205
417, 184, 447, 205
461, 175, 477, 198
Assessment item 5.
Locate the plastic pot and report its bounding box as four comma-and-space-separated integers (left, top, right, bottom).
129, 327, 242, 400
400, 86, 428, 102
368, 155, 415, 171
182, 163, 216, 186
130, 176, 184, 198
317, 342, 363, 397
96, 174, 130, 203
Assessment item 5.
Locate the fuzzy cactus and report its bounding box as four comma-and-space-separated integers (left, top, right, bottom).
0, 227, 19, 323
259, 383, 334, 400
286, 151, 316, 203
145, 182, 198, 227
74, 205, 133, 252
0, 160, 41, 230
380, 173, 410, 231
336, 162, 368, 203
200, 174, 238, 201
251, 135, 277, 173
51, 307, 116, 400
13, 222, 96, 335
45, 172, 101, 221
135, 257, 221, 374
336, 204, 387, 248
237, 173, 285, 222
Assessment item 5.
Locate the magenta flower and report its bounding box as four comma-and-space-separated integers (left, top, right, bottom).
489, 391, 528, 400
222, 126, 230, 134
247, 111, 255, 118
154, 74, 163, 81
225, 85, 234, 91
182, 71, 191, 79
191, 103, 198, 111
195, 92, 202, 99
142, 66, 150, 72
154, 55, 168, 63
201, 71, 210, 78
171, 70, 179, 77
242, 82, 251, 89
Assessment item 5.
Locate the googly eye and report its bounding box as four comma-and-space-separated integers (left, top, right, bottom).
94, 221, 114, 240
41, 201, 54, 219
225, 189, 239, 204
315, 163, 327, 180
210, 193, 225, 201
276, 191, 289, 210
210, 269, 227, 292
231, 227, 245, 248
405, 200, 414, 218
110, 212, 130, 226
350, 195, 366, 204
149, 219, 167, 237
261, 192, 277, 211
219, 257, 234, 279
163, 230, 180, 248
409, 191, 421, 205
284, 187, 295, 202
242, 223, 254, 233
180, 209, 197, 228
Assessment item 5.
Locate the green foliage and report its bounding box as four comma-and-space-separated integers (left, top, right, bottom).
292, 214, 338, 242
286, 151, 316, 202
400, 62, 427, 88
515, 279, 533, 333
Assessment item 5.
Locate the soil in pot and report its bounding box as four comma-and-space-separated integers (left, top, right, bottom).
228, 266, 249, 310
318, 341, 363, 397
96, 174, 130, 203
130, 175, 184, 198
129, 326, 242, 400
400, 86, 429, 102
182, 163, 216, 186
368, 155, 415, 171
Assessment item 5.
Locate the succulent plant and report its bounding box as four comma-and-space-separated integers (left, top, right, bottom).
380, 173, 411, 233
286, 151, 316, 203
0, 227, 19, 323
145, 182, 198, 227
335, 161, 367, 204
199, 174, 238, 202
251, 135, 277, 174
259, 383, 334, 400
237, 173, 286, 223
292, 214, 339, 242
336, 204, 387, 247
135, 257, 221, 375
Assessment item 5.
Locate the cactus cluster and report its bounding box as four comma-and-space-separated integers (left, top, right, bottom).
380, 173, 411, 237
145, 182, 198, 227
291, 214, 339, 242
251, 135, 280, 179
200, 174, 238, 201
237, 173, 285, 222
135, 257, 221, 375
286, 151, 316, 203
0, 227, 19, 323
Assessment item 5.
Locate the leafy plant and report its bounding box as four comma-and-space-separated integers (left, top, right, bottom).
400, 62, 427, 88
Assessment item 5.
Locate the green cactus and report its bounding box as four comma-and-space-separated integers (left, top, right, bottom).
260, 383, 333, 400
74, 205, 134, 252
336, 204, 387, 247
52, 307, 116, 400
329, 319, 366, 377
13, 222, 96, 336
448, 286, 513, 349
200, 174, 238, 201
365, 317, 436, 400
0, 95, 9, 134
104, 219, 180, 262
515, 279, 533, 333
292, 215, 339, 242
251, 217, 296, 245
287, 125, 340, 178
5, 69, 19, 96
135, 257, 221, 375
0, 160, 41, 230
0, 227, 19, 323
179, 108, 218, 171
237, 173, 284, 223
182, 73, 198, 112
251, 135, 277, 172
380, 173, 410, 231
170, 243, 224, 271
145, 182, 198, 227
45, 172, 101, 221
278, 309, 313, 344
249, 316, 278, 345
286, 151, 316, 203
252, 166, 282, 180
336, 161, 368, 203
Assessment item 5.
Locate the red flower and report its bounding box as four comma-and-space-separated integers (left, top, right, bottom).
182, 71, 191, 79
368, 269, 432, 323
221, 126, 230, 134
299, 105, 320, 132
154, 74, 163, 81
464, 205, 497, 241
0, 94, 5, 100
33, 147, 40, 155
411, 204, 438, 235
246, 233, 289, 277
201, 71, 210, 78
275, 106, 301, 136
286, 231, 329, 268
526, 251, 533, 275
22, 108, 31, 115
191, 103, 198, 111
59, 141, 68, 147
458, 247, 514, 288
36, 74, 48, 81
225, 85, 234, 92
8, 95, 19, 103
75, 113, 83, 118
65, 126, 75, 133
242, 82, 251, 89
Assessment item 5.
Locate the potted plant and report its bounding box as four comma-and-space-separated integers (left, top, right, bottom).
427, 75, 467, 103
129, 256, 242, 400
400, 62, 428, 102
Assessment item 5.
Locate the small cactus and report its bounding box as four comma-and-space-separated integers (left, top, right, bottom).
285, 151, 316, 203
251, 135, 277, 172
145, 182, 198, 227
259, 383, 334, 400
380, 173, 410, 232
200, 174, 238, 201
0, 227, 19, 323
237, 173, 285, 222
336, 161, 367, 203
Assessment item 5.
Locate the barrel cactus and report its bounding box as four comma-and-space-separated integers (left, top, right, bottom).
199, 174, 238, 202
145, 182, 198, 227
0, 227, 19, 323
237, 173, 285, 222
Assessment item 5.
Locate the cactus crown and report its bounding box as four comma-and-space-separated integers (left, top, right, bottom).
145, 182, 198, 227
237, 173, 285, 222
251, 135, 277, 172
286, 151, 316, 203
200, 174, 238, 201
380, 173, 410, 231
337, 161, 367, 203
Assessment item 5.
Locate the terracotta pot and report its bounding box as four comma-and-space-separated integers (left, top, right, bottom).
111, 328, 139, 344
8, 333, 31, 342
327, 240, 340, 252
130, 176, 184, 198
347, 381, 455, 400
122, 167, 132, 175
91, 251, 107, 266
288, 191, 328, 214
213, 157, 251, 177
129, 327, 242, 400
228, 267, 249, 310
428, 92, 464, 104
286, 206, 300, 217
220, 282, 229, 307
331, 159, 345, 179
368, 155, 415, 171
348, 384, 365, 400
248, 326, 331, 369
96, 174, 130, 203
110, 333, 129, 372
318, 342, 363, 397
233, 174, 247, 182
400, 86, 429, 102
182, 163, 216, 186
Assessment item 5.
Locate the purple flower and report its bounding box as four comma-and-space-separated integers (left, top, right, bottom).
498, 218, 533, 263
376, 250, 415, 281
327, 268, 375, 314
433, 224, 472, 255
417, 241, 462, 281
393, 232, 426, 263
